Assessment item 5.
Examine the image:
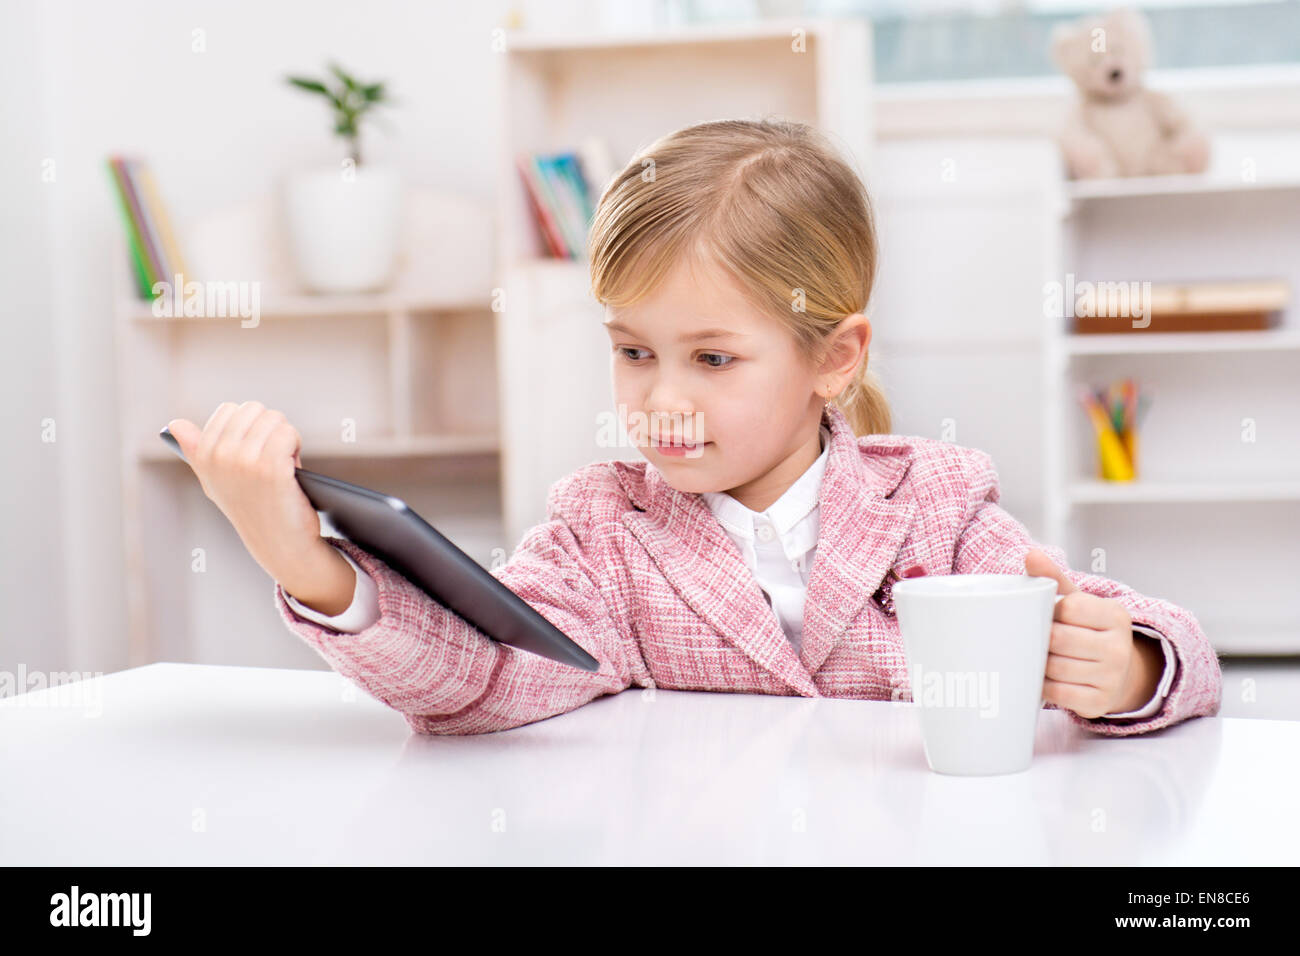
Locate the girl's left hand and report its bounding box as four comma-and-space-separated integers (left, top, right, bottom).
1025, 549, 1138, 719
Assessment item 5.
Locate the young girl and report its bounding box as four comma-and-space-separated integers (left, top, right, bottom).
168, 119, 1221, 737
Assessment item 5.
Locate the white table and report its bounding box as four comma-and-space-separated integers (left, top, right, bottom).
2, 662, 1295, 865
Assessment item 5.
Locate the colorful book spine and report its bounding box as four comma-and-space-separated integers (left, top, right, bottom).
105, 155, 188, 299
138, 162, 187, 283
111, 157, 164, 291
533, 155, 580, 258
125, 158, 172, 285
517, 151, 596, 259
556, 154, 595, 225
550, 156, 585, 256
516, 155, 567, 258
105, 158, 154, 298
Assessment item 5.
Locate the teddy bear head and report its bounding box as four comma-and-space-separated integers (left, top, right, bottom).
1051, 6, 1153, 102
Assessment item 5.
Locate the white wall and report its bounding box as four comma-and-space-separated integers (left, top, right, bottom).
867, 136, 1065, 542
0, 0, 66, 677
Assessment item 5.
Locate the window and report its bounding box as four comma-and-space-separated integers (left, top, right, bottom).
673, 0, 1300, 83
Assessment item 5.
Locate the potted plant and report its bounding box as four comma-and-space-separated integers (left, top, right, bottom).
282, 62, 401, 293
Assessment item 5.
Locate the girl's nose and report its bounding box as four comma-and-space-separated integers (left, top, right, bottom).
645, 388, 694, 418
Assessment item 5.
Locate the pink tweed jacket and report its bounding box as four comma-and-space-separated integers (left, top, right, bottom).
274, 403, 1222, 737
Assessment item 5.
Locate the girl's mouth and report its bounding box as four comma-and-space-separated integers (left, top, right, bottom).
651, 439, 709, 457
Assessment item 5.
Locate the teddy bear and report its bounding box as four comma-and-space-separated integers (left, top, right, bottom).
1050, 6, 1210, 179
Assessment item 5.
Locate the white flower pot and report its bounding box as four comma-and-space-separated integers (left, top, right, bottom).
282, 164, 402, 293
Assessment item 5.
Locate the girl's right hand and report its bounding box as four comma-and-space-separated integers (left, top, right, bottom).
166, 401, 326, 585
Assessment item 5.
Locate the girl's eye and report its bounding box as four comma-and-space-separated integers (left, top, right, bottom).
613, 346, 733, 368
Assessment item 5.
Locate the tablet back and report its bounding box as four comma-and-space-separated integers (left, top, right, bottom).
294, 469, 599, 672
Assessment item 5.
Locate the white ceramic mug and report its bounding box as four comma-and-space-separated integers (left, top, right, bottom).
892, 574, 1063, 776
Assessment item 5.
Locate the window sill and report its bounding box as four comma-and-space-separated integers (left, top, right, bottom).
874, 63, 1300, 138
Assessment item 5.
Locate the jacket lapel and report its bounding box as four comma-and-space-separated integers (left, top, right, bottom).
614, 403, 915, 697
798, 421, 916, 677
618, 474, 817, 697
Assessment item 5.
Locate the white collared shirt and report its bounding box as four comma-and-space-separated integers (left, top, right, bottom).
284, 422, 1173, 720
698, 424, 833, 658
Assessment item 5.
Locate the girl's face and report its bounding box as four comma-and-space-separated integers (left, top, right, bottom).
603, 253, 869, 512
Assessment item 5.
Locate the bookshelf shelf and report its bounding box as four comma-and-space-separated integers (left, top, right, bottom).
1064, 328, 1300, 355
1068, 479, 1300, 504
504, 17, 835, 52
121, 293, 488, 322
1064, 172, 1300, 203
122, 300, 488, 323
138, 431, 499, 463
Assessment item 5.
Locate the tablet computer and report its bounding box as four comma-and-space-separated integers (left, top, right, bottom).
158, 427, 599, 672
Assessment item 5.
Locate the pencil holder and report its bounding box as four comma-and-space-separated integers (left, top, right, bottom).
1095, 425, 1138, 480
1122, 427, 1139, 479
1080, 380, 1144, 482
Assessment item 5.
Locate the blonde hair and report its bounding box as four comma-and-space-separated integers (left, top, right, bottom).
587, 117, 891, 437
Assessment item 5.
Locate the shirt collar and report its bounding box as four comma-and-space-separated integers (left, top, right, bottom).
701, 423, 832, 540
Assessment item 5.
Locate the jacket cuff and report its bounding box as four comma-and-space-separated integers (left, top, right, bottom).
1060, 616, 1185, 734
283, 546, 380, 633
1097, 626, 1176, 719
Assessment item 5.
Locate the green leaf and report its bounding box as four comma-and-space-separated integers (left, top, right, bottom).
289, 62, 391, 151
286, 76, 329, 95
328, 62, 359, 92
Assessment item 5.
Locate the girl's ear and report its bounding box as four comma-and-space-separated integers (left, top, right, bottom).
819, 313, 871, 380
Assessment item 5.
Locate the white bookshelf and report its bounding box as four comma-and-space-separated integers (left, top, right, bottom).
493, 17, 873, 546
114, 204, 501, 667
1043, 174, 1300, 655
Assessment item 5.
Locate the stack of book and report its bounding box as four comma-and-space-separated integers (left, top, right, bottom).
1072, 278, 1290, 333
516, 151, 596, 259
105, 156, 187, 299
